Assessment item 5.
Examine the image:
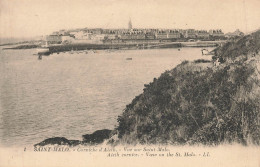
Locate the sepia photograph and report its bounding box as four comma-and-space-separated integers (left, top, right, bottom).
0, 0, 259, 166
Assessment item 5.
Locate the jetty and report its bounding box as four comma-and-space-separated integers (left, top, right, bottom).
43, 40, 225, 55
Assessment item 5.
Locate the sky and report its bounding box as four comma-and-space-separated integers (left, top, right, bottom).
0, 0, 260, 38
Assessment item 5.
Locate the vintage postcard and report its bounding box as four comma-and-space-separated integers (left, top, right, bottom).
0, 0, 259, 166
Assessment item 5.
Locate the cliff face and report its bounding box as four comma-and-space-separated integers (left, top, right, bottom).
116, 31, 260, 145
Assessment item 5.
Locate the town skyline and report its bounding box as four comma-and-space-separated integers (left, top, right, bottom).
1, 0, 260, 38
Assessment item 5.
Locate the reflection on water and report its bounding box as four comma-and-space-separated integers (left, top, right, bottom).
0, 47, 213, 146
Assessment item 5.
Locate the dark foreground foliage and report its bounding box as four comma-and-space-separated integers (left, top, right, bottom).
213, 30, 260, 62
194, 59, 212, 63
82, 129, 112, 144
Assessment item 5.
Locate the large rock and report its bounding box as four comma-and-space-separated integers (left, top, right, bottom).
34, 129, 112, 146
34, 137, 81, 146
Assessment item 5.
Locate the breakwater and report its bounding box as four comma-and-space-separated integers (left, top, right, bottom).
3, 40, 225, 55
48, 42, 181, 53
47, 41, 224, 54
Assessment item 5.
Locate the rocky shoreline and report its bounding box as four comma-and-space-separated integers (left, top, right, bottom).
35, 30, 260, 147
35, 129, 113, 146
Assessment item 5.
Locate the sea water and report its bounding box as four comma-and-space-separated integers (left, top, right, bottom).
0, 47, 213, 146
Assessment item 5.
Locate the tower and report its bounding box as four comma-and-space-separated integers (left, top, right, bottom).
128, 18, 132, 30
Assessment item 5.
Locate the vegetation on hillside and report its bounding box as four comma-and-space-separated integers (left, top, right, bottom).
213, 31, 260, 63
116, 31, 260, 145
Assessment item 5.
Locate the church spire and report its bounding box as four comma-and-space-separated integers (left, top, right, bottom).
128, 18, 132, 30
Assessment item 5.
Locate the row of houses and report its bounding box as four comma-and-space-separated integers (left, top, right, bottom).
46, 28, 242, 44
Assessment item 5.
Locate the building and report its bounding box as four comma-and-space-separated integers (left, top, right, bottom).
72, 31, 90, 40
105, 34, 117, 40
84, 28, 103, 34
46, 35, 62, 44
120, 32, 132, 40
48, 26, 228, 44
145, 32, 156, 39
91, 34, 106, 41
130, 33, 146, 39
58, 29, 70, 36
225, 29, 244, 38
209, 29, 224, 37
184, 29, 196, 39
196, 30, 209, 39
156, 30, 168, 39
167, 30, 181, 39
61, 35, 74, 44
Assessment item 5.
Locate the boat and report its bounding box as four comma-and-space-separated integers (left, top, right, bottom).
37, 47, 50, 55
201, 48, 214, 55
201, 49, 209, 55
37, 41, 50, 55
